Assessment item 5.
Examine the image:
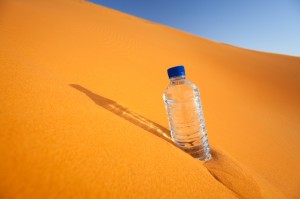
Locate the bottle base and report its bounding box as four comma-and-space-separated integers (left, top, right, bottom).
180, 144, 212, 161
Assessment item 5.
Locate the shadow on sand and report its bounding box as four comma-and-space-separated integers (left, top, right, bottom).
70, 84, 266, 198
70, 84, 176, 147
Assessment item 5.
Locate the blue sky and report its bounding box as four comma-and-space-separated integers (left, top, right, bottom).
88, 0, 300, 57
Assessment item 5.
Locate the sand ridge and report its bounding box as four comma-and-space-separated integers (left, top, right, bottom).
1, 0, 300, 198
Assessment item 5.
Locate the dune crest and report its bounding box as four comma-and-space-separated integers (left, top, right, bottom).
1, 0, 299, 198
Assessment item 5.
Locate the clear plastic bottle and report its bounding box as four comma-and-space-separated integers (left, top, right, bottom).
163, 66, 211, 161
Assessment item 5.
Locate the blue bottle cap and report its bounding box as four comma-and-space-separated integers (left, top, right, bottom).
167, 65, 185, 78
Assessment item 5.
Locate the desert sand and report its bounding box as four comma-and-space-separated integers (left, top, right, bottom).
0, 0, 299, 198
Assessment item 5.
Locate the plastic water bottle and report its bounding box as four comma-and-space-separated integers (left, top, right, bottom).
163, 66, 211, 161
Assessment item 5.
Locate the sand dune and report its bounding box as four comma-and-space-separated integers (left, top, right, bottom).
0, 0, 299, 198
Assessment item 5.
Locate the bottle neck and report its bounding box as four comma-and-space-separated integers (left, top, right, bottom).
170, 75, 186, 83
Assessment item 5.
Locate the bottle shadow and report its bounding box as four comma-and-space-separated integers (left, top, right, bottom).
70, 84, 256, 197
69, 84, 177, 147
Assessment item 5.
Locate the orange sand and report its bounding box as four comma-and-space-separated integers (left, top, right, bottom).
0, 0, 300, 198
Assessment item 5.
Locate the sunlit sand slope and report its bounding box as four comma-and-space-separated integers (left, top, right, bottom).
0, 0, 299, 198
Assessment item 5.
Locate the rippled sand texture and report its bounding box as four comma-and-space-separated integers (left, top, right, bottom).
1, 0, 300, 198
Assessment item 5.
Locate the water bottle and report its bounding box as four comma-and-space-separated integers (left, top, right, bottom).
163, 66, 211, 161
